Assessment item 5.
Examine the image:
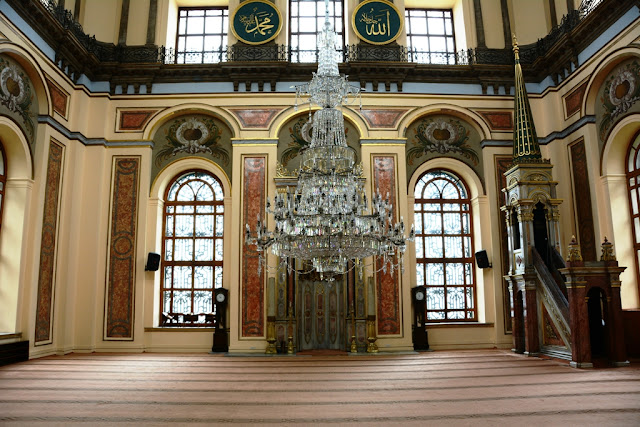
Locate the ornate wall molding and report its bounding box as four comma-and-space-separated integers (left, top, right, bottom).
104, 156, 140, 340
34, 139, 64, 345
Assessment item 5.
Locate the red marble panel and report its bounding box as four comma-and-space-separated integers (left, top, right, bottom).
360, 109, 408, 128
570, 139, 597, 261
230, 108, 284, 128
119, 110, 158, 131
46, 79, 67, 118
34, 140, 64, 345
242, 157, 266, 337
564, 81, 588, 118
373, 156, 400, 335
478, 111, 513, 130
105, 157, 140, 339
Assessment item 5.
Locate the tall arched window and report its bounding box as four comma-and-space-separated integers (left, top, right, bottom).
161, 170, 224, 326
0, 141, 6, 231
414, 170, 476, 321
626, 133, 640, 290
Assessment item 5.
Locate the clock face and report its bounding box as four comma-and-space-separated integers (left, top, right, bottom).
415, 291, 425, 301
216, 292, 226, 303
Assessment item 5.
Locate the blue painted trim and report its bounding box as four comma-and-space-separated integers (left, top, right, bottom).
480, 140, 512, 148
38, 115, 154, 147
0, 1, 55, 60
578, 6, 640, 66
538, 115, 596, 145
479, 115, 596, 148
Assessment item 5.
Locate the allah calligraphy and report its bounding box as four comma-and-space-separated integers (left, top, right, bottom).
232, 0, 282, 45
352, 0, 402, 45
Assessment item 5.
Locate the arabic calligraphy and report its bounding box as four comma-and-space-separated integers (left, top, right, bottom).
232, 0, 282, 45
360, 8, 391, 37
352, 0, 402, 45
239, 9, 275, 37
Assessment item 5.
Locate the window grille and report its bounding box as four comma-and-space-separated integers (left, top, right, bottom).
404, 9, 456, 65
290, 0, 343, 63
161, 171, 225, 326
176, 7, 229, 64
414, 170, 477, 321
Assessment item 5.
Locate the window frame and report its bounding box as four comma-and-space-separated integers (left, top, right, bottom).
175, 6, 229, 64
404, 8, 457, 65
625, 131, 640, 293
289, 0, 345, 63
413, 169, 477, 322
160, 169, 225, 327
0, 141, 6, 231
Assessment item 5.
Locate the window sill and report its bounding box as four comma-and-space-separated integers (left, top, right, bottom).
425, 322, 494, 328
144, 327, 216, 332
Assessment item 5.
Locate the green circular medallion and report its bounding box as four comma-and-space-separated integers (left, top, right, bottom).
352, 0, 403, 45
231, 0, 282, 45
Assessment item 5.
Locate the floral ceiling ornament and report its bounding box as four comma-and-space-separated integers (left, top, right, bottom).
156, 116, 229, 167
407, 117, 478, 165
0, 58, 35, 138
599, 61, 640, 140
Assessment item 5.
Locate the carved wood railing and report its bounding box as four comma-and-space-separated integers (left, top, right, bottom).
532, 247, 570, 324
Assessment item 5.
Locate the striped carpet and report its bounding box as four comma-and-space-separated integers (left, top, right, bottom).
1, 349, 639, 425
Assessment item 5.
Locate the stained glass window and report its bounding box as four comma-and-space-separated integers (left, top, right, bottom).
290, 0, 343, 63
626, 134, 640, 291
161, 171, 224, 326
0, 141, 5, 231
176, 8, 229, 64
414, 170, 476, 321
405, 9, 456, 64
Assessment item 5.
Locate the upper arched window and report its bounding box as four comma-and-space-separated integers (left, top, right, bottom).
414, 170, 476, 321
290, 0, 344, 63
0, 141, 6, 231
161, 170, 225, 326
626, 133, 640, 293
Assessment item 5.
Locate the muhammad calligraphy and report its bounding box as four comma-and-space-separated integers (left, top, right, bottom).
352, 0, 402, 45
232, 0, 282, 45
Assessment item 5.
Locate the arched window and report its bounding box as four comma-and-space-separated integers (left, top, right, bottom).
626, 133, 640, 289
161, 170, 224, 326
0, 141, 6, 231
414, 170, 476, 321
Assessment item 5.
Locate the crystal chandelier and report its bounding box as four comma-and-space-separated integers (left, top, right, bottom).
245, 1, 414, 279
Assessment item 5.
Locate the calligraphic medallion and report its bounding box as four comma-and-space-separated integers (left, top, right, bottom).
352, 0, 403, 45
231, 0, 282, 45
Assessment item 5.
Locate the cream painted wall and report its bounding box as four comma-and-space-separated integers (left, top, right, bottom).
510, 0, 549, 44
1, 1, 639, 359
82, 0, 122, 44
127, 0, 151, 45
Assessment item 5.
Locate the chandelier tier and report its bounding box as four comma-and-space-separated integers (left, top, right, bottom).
246, 1, 414, 279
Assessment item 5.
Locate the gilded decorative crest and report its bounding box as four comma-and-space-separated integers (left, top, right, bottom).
599, 60, 640, 140
0, 57, 34, 139
407, 118, 478, 165
155, 117, 229, 167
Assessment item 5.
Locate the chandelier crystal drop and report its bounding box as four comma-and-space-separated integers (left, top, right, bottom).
245, 0, 414, 279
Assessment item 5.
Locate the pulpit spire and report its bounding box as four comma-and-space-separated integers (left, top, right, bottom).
512, 35, 543, 164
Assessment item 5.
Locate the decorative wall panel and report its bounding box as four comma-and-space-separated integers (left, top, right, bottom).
477, 110, 513, 130
373, 156, 400, 335
34, 139, 64, 345
359, 109, 408, 128
495, 155, 513, 333
104, 157, 140, 340
570, 139, 597, 261
0, 54, 38, 147
242, 156, 265, 337
45, 78, 68, 118
563, 80, 587, 119
228, 108, 284, 128
118, 109, 159, 131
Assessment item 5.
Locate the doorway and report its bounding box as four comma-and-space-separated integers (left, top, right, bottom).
533, 202, 550, 264
587, 287, 608, 359
297, 278, 346, 351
